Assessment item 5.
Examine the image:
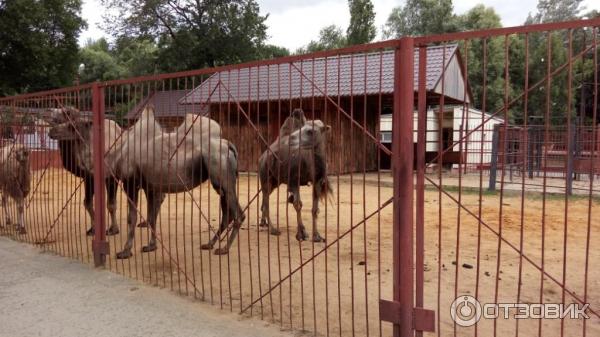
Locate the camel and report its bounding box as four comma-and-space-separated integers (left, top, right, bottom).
259, 119, 332, 242
0, 142, 30, 234
113, 106, 244, 258
48, 110, 122, 236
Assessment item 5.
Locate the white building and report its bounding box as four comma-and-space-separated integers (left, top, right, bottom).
379, 106, 504, 169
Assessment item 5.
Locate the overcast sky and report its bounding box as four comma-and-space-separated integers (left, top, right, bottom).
80, 0, 600, 51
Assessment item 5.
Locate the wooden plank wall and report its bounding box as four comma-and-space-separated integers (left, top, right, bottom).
210, 96, 380, 174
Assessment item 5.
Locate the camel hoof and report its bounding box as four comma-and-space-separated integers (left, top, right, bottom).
17, 227, 27, 235
137, 221, 148, 228
259, 220, 268, 227
270, 228, 281, 236
106, 226, 120, 236
142, 244, 157, 253
86, 227, 95, 236
200, 243, 213, 250
295, 232, 308, 241
214, 247, 229, 255
312, 233, 325, 243
116, 250, 133, 259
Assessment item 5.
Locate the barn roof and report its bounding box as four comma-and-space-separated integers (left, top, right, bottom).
125, 90, 208, 120
180, 44, 472, 105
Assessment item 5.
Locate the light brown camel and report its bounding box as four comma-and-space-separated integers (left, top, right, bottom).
48, 110, 122, 236
0, 142, 30, 234
113, 106, 244, 258
259, 120, 332, 242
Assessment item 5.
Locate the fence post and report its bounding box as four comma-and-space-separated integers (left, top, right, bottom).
488, 123, 500, 191
393, 35, 415, 337
378, 37, 433, 337
91, 82, 108, 267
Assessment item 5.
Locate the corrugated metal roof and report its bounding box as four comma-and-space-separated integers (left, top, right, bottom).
180, 44, 462, 104
125, 90, 208, 120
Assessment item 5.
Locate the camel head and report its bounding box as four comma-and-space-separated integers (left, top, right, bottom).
291, 108, 307, 123
290, 119, 331, 149
48, 118, 92, 142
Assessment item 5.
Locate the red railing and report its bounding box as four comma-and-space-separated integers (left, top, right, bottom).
1, 17, 600, 337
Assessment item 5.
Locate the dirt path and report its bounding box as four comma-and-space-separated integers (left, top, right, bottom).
0, 237, 291, 337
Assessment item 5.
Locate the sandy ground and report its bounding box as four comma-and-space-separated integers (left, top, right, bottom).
0, 236, 291, 337
1, 168, 600, 336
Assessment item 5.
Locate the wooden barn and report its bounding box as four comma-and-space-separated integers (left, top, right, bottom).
174, 44, 471, 173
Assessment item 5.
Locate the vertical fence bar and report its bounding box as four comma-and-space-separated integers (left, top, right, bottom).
415, 46, 427, 337
91, 82, 108, 267
488, 124, 500, 191
393, 37, 415, 337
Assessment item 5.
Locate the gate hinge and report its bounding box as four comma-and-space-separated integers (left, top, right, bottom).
379, 299, 435, 332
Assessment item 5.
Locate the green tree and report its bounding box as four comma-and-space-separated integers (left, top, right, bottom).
454, 5, 507, 113
78, 38, 127, 83
113, 37, 159, 77
346, 0, 376, 45
101, 0, 269, 71
258, 44, 291, 60
526, 0, 583, 24
0, 0, 86, 95
383, 0, 456, 38
522, 0, 585, 124
297, 25, 347, 54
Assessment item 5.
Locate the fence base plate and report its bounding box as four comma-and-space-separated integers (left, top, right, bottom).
379, 299, 435, 332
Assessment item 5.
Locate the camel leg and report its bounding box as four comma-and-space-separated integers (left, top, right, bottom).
202, 191, 230, 252
142, 190, 163, 253
116, 180, 139, 259
16, 198, 26, 235
105, 178, 120, 235
1, 194, 10, 227
311, 185, 325, 243
83, 177, 95, 236
260, 183, 280, 236
214, 186, 246, 255
291, 188, 308, 241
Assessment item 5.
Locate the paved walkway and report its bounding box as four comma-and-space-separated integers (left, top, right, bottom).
0, 237, 291, 337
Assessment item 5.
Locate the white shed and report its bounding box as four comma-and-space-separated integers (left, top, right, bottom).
379, 106, 504, 169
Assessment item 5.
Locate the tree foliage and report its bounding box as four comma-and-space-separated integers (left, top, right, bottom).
454, 5, 507, 113
346, 0, 377, 45
383, 0, 456, 38
0, 0, 86, 95
100, 0, 270, 71
526, 0, 583, 24
296, 25, 347, 54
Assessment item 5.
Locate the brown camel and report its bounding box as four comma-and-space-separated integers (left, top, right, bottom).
0, 142, 30, 234
48, 110, 122, 236
259, 120, 332, 242
113, 106, 244, 257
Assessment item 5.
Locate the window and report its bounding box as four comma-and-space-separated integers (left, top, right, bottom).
380, 131, 392, 143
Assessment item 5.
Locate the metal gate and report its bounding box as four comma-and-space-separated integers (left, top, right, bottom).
1, 17, 600, 337
409, 18, 600, 337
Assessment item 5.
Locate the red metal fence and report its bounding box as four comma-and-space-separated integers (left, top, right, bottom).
1, 18, 600, 337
